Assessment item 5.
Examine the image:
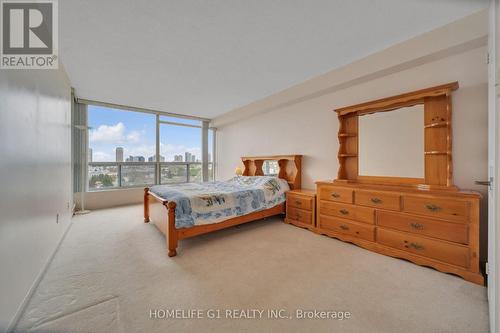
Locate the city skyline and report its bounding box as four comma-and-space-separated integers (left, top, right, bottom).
88, 147, 200, 163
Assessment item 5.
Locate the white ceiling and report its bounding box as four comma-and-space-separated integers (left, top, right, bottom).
61, 0, 488, 119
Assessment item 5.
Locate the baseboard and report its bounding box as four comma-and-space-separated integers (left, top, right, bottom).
6, 216, 74, 333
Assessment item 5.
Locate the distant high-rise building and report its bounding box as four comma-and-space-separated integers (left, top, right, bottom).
191, 155, 196, 162
208, 153, 211, 162
148, 155, 165, 162
185, 152, 192, 163
174, 155, 183, 162
88, 148, 93, 162
116, 147, 124, 162
126, 155, 145, 162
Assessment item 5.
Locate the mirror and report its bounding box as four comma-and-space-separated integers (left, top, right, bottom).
358, 104, 424, 178
262, 160, 279, 176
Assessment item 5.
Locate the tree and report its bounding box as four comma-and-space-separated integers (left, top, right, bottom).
90, 174, 114, 187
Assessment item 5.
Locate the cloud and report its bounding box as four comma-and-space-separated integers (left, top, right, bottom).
126, 131, 141, 143
89, 122, 142, 144
90, 122, 125, 144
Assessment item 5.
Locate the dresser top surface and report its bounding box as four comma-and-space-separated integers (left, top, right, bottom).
315, 180, 481, 199
287, 189, 316, 197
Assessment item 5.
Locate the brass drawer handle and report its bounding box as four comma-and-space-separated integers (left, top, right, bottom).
339, 209, 349, 215
331, 192, 341, 198
295, 201, 302, 205
371, 197, 382, 204
340, 225, 349, 231
295, 214, 301, 220
410, 223, 424, 230
408, 242, 424, 250
425, 204, 441, 212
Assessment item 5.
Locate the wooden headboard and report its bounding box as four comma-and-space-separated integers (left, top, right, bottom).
241, 155, 302, 190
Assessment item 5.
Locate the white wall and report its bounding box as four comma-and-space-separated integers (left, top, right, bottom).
76, 187, 144, 210
214, 12, 489, 260
215, 46, 488, 190
489, 1, 500, 332
0, 68, 72, 332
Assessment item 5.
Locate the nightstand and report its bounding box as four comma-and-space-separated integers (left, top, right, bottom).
285, 189, 316, 231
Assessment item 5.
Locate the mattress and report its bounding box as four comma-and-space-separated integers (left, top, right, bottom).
149, 176, 290, 229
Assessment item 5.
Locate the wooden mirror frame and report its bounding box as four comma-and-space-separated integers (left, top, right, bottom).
333, 82, 459, 190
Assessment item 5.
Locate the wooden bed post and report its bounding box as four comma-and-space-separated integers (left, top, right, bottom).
144, 187, 150, 223
166, 201, 178, 257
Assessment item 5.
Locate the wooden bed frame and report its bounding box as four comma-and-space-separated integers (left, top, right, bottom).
144, 155, 302, 257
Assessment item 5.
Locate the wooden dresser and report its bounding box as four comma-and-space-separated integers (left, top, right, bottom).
320, 82, 485, 285
316, 182, 482, 284
285, 189, 316, 231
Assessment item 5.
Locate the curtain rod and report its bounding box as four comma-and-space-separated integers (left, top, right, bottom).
76, 98, 212, 122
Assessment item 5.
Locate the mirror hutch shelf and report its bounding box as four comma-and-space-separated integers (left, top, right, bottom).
335, 81, 457, 189
315, 82, 484, 284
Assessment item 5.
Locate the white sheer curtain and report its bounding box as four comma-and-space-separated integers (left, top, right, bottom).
202, 120, 209, 181
71, 97, 88, 200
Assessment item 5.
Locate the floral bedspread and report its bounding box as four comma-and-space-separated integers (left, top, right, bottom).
149, 176, 290, 229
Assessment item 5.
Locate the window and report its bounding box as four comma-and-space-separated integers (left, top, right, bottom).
85, 104, 214, 191
121, 165, 156, 187
161, 165, 187, 184
159, 123, 201, 183
88, 165, 118, 189
87, 105, 156, 190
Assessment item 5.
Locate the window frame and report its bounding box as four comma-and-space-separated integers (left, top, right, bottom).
83, 100, 215, 191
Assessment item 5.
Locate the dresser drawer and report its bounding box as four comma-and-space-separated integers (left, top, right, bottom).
377, 211, 469, 244
319, 201, 374, 224
319, 215, 375, 241
403, 196, 469, 222
377, 228, 469, 268
355, 190, 401, 211
287, 194, 313, 210
318, 186, 353, 204
287, 206, 312, 225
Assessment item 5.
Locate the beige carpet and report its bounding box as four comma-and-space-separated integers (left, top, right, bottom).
15, 204, 488, 333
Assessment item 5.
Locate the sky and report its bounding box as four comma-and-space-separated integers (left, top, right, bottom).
88, 105, 208, 162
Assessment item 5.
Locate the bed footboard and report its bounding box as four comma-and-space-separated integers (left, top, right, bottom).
144, 187, 179, 257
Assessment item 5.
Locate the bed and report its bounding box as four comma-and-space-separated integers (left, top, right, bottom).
144, 155, 302, 256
